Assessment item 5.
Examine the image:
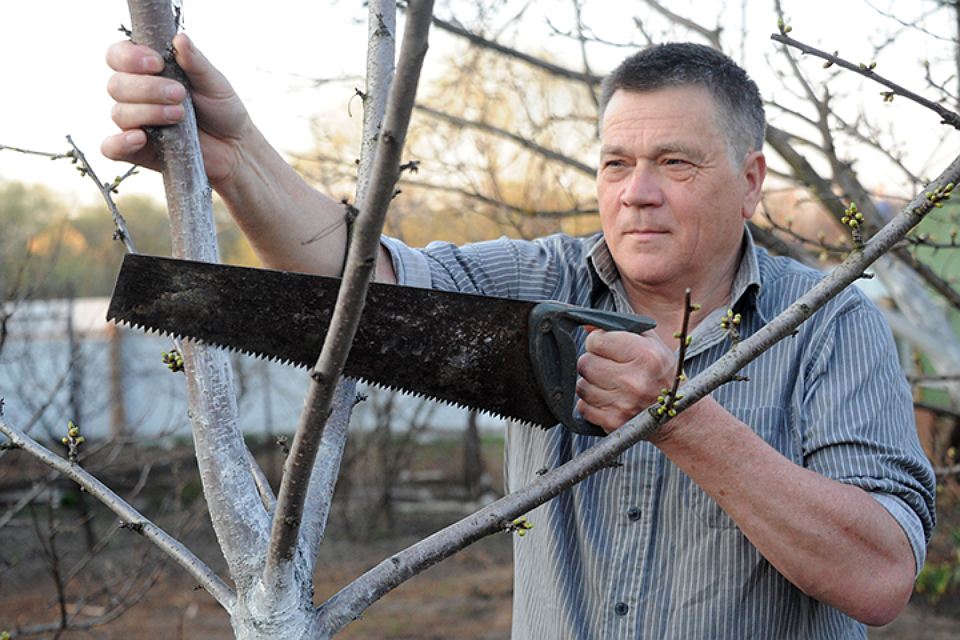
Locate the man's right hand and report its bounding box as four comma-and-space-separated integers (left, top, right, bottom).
102, 32, 397, 283
103, 33, 250, 190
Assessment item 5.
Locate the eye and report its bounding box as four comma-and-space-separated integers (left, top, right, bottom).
663, 157, 689, 166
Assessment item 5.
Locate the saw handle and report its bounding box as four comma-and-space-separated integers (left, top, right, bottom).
528, 302, 656, 437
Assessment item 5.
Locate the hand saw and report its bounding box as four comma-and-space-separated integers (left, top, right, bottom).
107, 254, 655, 437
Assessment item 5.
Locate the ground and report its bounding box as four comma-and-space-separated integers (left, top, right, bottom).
1, 437, 958, 638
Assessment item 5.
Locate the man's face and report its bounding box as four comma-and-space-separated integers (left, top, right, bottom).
597, 85, 765, 303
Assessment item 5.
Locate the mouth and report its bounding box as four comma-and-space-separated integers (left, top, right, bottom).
624, 229, 668, 240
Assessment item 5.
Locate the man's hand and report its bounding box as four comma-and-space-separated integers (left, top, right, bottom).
575, 329, 676, 433
103, 33, 251, 190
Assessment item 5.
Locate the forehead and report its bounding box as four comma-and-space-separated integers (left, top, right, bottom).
600, 85, 723, 144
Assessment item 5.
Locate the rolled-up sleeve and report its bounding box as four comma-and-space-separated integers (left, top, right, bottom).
800, 299, 936, 573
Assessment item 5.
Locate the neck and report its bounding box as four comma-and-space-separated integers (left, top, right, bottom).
622, 250, 742, 344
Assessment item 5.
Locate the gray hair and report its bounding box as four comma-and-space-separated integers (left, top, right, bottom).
598, 42, 766, 163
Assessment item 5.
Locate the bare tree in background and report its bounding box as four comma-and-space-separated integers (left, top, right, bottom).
3, 0, 960, 637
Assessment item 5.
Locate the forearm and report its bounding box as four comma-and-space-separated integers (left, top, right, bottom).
214, 122, 350, 276
655, 397, 916, 625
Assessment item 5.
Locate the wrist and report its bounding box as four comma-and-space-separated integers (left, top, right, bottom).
648, 395, 721, 450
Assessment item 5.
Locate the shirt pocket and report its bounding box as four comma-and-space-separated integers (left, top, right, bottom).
683, 406, 798, 530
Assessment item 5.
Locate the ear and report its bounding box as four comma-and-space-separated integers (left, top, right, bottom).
740, 151, 766, 221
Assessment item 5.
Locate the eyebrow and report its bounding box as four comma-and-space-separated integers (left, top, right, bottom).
600, 143, 704, 159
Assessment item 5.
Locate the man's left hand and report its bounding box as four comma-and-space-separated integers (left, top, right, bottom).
575, 329, 676, 433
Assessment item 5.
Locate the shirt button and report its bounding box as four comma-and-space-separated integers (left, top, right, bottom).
627, 507, 641, 521
615, 602, 629, 616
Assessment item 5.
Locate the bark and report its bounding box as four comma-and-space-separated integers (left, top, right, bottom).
127, 0, 268, 589
300, 1, 397, 572
263, 0, 434, 590
463, 410, 483, 500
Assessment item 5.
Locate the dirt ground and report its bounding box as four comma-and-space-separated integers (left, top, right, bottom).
0, 526, 515, 639
2, 439, 959, 639
2, 523, 958, 639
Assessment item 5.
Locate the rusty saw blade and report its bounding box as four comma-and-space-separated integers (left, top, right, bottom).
107, 254, 655, 436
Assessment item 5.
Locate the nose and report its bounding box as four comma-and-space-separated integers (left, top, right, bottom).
621, 165, 664, 209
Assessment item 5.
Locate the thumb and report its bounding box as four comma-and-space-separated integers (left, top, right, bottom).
172, 33, 233, 97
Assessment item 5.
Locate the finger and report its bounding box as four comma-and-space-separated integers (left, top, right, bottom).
576, 352, 620, 391
172, 33, 235, 98
574, 398, 618, 434
585, 329, 659, 364
111, 102, 185, 130
575, 376, 619, 409
100, 130, 158, 168
107, 72, 186, 105
106, 40, 165, 74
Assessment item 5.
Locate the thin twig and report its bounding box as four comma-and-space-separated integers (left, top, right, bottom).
316, 151, 960, 635
771, 31, 960, 129
0, 417, 236, 611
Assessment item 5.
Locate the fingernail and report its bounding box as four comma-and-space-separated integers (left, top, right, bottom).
141, 54, 164, 73
163, 105, 184, 121
163, 84, 184, 101
123, 131, 143, 146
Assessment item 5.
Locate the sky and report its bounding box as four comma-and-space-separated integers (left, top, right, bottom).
0, 1, 955, 209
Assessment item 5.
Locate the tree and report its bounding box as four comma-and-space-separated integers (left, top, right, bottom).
2, 0, 959, 637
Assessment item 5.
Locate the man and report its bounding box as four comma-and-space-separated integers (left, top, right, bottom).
105, 36, 934, 638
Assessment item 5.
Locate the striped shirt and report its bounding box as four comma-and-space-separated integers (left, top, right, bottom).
382, 230, 936, 639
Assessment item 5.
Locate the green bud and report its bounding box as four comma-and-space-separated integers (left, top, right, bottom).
685, 335, 692, 346
76, 436, 85, 444
68, 427, 80, 437
668, 409, 677, 417
61, 437, 70, 445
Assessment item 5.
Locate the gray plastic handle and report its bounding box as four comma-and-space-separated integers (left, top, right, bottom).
528, 302, 656, 436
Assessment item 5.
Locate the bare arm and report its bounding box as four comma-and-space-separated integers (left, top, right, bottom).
655, 398, 915, 626
103, 33, 396, 282
576, 329, 917, 626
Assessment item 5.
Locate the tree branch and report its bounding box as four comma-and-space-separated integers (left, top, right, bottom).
424, 9, 601, 86
642, 0, 722, 49
0, 418, 235, 611
126, 0, 270, 580
415, 104, 596, 176
263, 0, 435, 590
301, 3, 399, 571
316, 152, 960, 637
771, 31, 960, 129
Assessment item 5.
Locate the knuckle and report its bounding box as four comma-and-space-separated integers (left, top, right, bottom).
110, 103, 124, 125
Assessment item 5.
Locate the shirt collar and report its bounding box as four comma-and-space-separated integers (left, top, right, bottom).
586, 226, 762, 316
